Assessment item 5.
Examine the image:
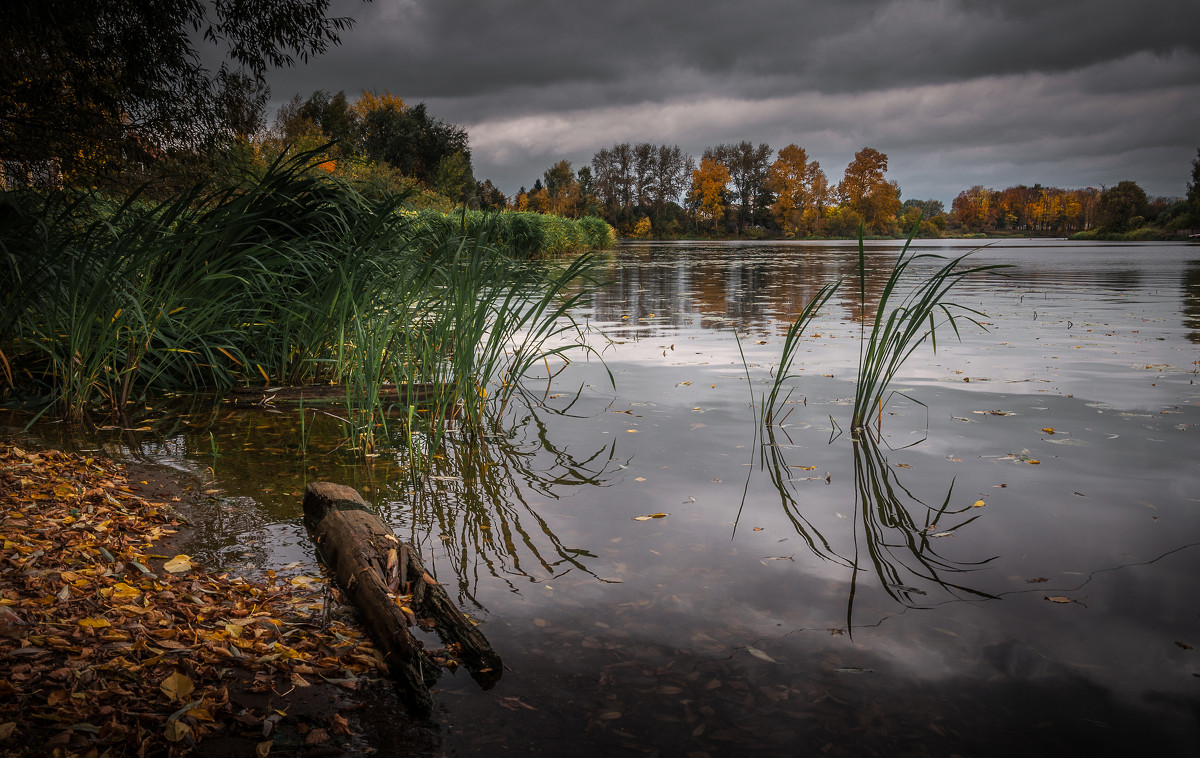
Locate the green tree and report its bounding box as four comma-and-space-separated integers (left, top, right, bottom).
1187, 148, 1200, 223
1096, 180, 1149, 231
0, 0, 363, 182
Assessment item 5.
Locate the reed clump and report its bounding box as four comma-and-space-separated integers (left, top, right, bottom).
0, 149, 611, 445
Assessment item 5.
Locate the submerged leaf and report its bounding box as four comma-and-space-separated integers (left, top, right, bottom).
746, 646, 778, 663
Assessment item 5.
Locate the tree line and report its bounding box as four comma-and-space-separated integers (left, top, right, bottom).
508, 143, 1199, 240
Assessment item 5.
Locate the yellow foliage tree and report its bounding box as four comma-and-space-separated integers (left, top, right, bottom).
689, 158, 732, 232
352, 90, 407, 118
767, 144, 830, 237
631, 216, 652, 238
837, 147, 901, 235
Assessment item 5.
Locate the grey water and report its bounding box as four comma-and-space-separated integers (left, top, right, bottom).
32, 239, 1200, 755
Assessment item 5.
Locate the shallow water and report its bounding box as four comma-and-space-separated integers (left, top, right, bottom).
15, 239, 1200, 755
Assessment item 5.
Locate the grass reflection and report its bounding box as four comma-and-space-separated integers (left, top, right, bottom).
378, 395, 624, 606
755, 429, 997, 629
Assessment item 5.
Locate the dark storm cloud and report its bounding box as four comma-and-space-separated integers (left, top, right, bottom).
267, 0, 1200, 201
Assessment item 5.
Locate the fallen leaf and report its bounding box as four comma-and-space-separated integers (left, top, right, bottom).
160, 672, 195, 702
632, 513, 668, 521
163, 555, 193, 574
1045, 596, 1072, 604
746, 646, 778, 663
972, 499, 986, 508
164, 720, 191, 742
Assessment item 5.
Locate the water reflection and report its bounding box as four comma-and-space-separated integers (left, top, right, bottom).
754, 427, 997, 629
379, 398, 625, 606
1184, 260, 1200, 343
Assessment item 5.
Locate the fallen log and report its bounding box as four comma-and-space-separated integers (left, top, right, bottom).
302, 482, 502, 716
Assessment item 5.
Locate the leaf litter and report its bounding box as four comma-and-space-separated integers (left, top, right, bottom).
0, 443, 395, 755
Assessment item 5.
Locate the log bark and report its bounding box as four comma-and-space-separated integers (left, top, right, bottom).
302, 482, 502, 715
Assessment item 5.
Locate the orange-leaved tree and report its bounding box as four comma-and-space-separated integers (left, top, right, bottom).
767, 144, 830, 237
689, 158, 732, 232
837, 147, 901, 235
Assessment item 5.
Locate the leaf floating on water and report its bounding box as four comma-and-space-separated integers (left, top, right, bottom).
682, 496, 696, 504
1045, 596, 1072, 604
162, 555, 193, 574
761, 555, 794, 562
929, 531, 954, 538
746, 646, 778, 663
972, 499, 986, 508
632, 513, 668, 521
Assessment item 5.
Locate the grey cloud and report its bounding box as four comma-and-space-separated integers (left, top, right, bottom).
265, 0, 1200, 201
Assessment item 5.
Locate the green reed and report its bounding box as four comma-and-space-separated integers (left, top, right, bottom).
850, 228, 1006, 437
1, 148, 610, 454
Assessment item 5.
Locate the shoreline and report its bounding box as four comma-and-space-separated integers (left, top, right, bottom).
0, 439, 435, 756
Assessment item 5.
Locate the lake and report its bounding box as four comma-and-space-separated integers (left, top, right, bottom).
20, 239, 1200, 755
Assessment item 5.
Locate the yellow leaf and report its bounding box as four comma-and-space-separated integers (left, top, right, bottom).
972, 500, 986, 508
78, 617, 111, 629
163, 555, 193, 574
1042, 427, 1055, 434
164, 720, 191, 742
160, 672, 195, 702
104, 582, 141, 601
256, 741, 273, 757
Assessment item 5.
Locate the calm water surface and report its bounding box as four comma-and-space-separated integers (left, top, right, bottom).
22, 239, 1200, 755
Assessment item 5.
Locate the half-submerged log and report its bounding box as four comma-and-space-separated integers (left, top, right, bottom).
302, 482, 501, 716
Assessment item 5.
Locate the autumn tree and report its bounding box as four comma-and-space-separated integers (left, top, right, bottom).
689, 158, 733, 233
951, 185, 998, 232
702, 142, 772, 232
837, 147, 901, 235
543, 159, 579, 216
766, 144, 829, 237
0, 0, 363, 183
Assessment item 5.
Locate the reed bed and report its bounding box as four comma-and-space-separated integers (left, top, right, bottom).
0, 149, 611, 452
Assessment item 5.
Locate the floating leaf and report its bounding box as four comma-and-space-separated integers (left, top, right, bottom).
972, 499, 986, 508
163, 555, 193, 574
1045, 596, 1072, 604
632, 513, 668, 521
1042, 427, 1056, 434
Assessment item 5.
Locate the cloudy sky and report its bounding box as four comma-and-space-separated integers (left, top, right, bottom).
266, 0, 1200, 205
